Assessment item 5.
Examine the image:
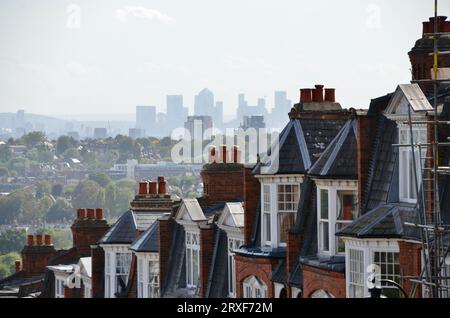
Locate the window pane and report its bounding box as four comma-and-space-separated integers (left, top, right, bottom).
264, 212, 271, 242
278, 212, 296, 244
321, 221, 329, 251
337, 191, 358, 221
320, 190, 329, 219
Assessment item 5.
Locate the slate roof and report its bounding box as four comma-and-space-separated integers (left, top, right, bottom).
336, 202, 420, 240
364, 116, 399, 212
205, 229, 228, 298
129, 221, 159, 253
254, 118, 347, 175
289, 261, 302, 288
161, 223, 187, 297
98, 210, 137, 244
309, 119, 358, 179
271, 260, 287, 284
299, 255, 346, 273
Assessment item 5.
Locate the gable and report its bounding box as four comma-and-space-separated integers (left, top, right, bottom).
385, 84, 433, 115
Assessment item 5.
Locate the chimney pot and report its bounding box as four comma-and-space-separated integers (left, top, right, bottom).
86, 208, 95, 219
221, 145, 228, 164
138, 181, 148, 195
36, 234, 43, 246
232, 145, 241, 163
313, 85, 324, 102
95, 208, 104, 220
158, 180, 166, 195
44, 234, 52, 245
148, 181, 157, 195
209, 146, 217, 163
15, 260, 21, 273
324, 88, 336, 102
300, 88, 312, 103
27, 235, 35, 246
77, 208, 85, 219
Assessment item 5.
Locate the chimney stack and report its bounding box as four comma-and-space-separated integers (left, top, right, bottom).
139, 181, 148, 195
95, 208, 104, 220
148, 181, 157, 194
324, 88, 336, 102
86, 208, 95, 220
15, 260, 21, 273
77, 208, 85, 219
300, 88, 312, 103
27, 235, 34, 246
312, 85, 324, 102
158, 176, 166, 195
44, 234, 52, 245
36, 234, 43, 246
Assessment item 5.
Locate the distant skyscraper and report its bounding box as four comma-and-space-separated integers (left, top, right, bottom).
236, 94, 267, 124
129, 128, 145, 139
214, 101, 224, 129
93, 128, 108, 139
167, 95, 188, 133
194, 88, 214, 116
184, 116, 213, 140
270, 91, 291, 128
241, 115, 266, 130
136, 106, 156, 137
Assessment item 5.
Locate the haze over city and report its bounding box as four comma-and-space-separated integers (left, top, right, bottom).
2, 0, 450, 117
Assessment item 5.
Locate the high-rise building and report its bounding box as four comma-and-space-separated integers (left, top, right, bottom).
184, 116, 213, 140
136, 106, 156, 137
93, 128, 108, 139
236, 94, 267, 124
129, 128, 145, 140
269, 90, 292, 128
214, 101, 224, 130
166, 95, 188, 133
194, 88, 214, 116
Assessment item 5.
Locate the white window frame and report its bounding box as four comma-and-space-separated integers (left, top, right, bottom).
227, 237, 244, 297
347, 248, 365, 298
398, 125, 427, 203
101, 245, 131, 298
344, 238, 400, 298
185, 230, 200, 288
147, 257, 159, 298
317, 184, 358, 256
260, 180, 301, 249
242, 276, 267, 298
55, 276, 65, 298
84, 283, 92, 298
136, 253, 160, 298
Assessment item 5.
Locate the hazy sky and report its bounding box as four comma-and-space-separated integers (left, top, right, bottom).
1, 0, 449, 117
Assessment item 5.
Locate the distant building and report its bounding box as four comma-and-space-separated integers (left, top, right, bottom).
241, 115, 266, 130
93, 128, 108, 139
129, 128, 145, 140
194, 88, 214, 116
236, 94, 267, 124
184, 115, 213, 140
269, 90, 292, 128
136, 106, 156, 137
166, 95, 188, 135
67, 131, 80, 141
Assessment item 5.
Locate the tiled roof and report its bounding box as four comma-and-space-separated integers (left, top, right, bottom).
289, 261, 302, 287
309, 119, 358, 179
98, 210, 137, 244
129, 221, 159, 253
337, 202, 420, 240
299, 255, 345, 272
271, 259, 287, 284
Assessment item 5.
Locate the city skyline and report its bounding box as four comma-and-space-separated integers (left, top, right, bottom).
2, 0, 450, 117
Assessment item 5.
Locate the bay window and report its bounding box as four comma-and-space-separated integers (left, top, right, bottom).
348, 249, 364, 298
373, 251, 400, 298
115, 252, 132, 294
398, 126, 427, 203
261, 181, 300, 248
228, 237, 244, 297
148, 260, 159, 298
137, 258, 144, 297
186, 231, 200, 288
317, 186, 358, 256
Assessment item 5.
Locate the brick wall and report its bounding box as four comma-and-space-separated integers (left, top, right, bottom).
243, 166, 260, 244
91, 245, 105, 298
235, 254, 278, 298
158, 216, 175, 293
199, 225, 215, 298
286, 232, 302, 276
21, 245, 57, 276
302, 265, 346, 298
71, 221, 110, 256
357, 114, 378, 214
200, 164, 245, 203
399, 241, 422, 298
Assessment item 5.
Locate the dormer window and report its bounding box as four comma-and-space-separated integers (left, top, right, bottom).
317, 185, 358, 256
261, 180, 301, 248
243, 276, 267, 298
186, 231, 200, 288
398, 126, 427, 203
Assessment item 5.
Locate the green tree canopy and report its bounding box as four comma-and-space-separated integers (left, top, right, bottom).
46, 198, 73, 222
20, 131, 46, 147
0, 229, 26, 254
89, 172, 112, 188
56, 135, 77, 155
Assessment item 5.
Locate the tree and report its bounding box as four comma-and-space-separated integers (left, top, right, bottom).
20, 131, 46, 147
36, 181, 51, 199
72, 180, 103, 209
56, 136, 77, 155
0, 229, 26, 254
0, 263, 9, 279
38, 195, 53, 221
105, 183, 117, 215
0, 166, 8, 178
51, 183, 64, 197
8, 157, 29, 176
111, 187, 134, 218
115, 179, 137, 191
46, 198, 73, 222
0, 145, 12, 163
89, 172, 112, 188
0, 189, 36, 224
0, 252, 22, 279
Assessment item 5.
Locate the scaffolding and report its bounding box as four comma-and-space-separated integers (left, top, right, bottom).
398, 0, 450, 298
